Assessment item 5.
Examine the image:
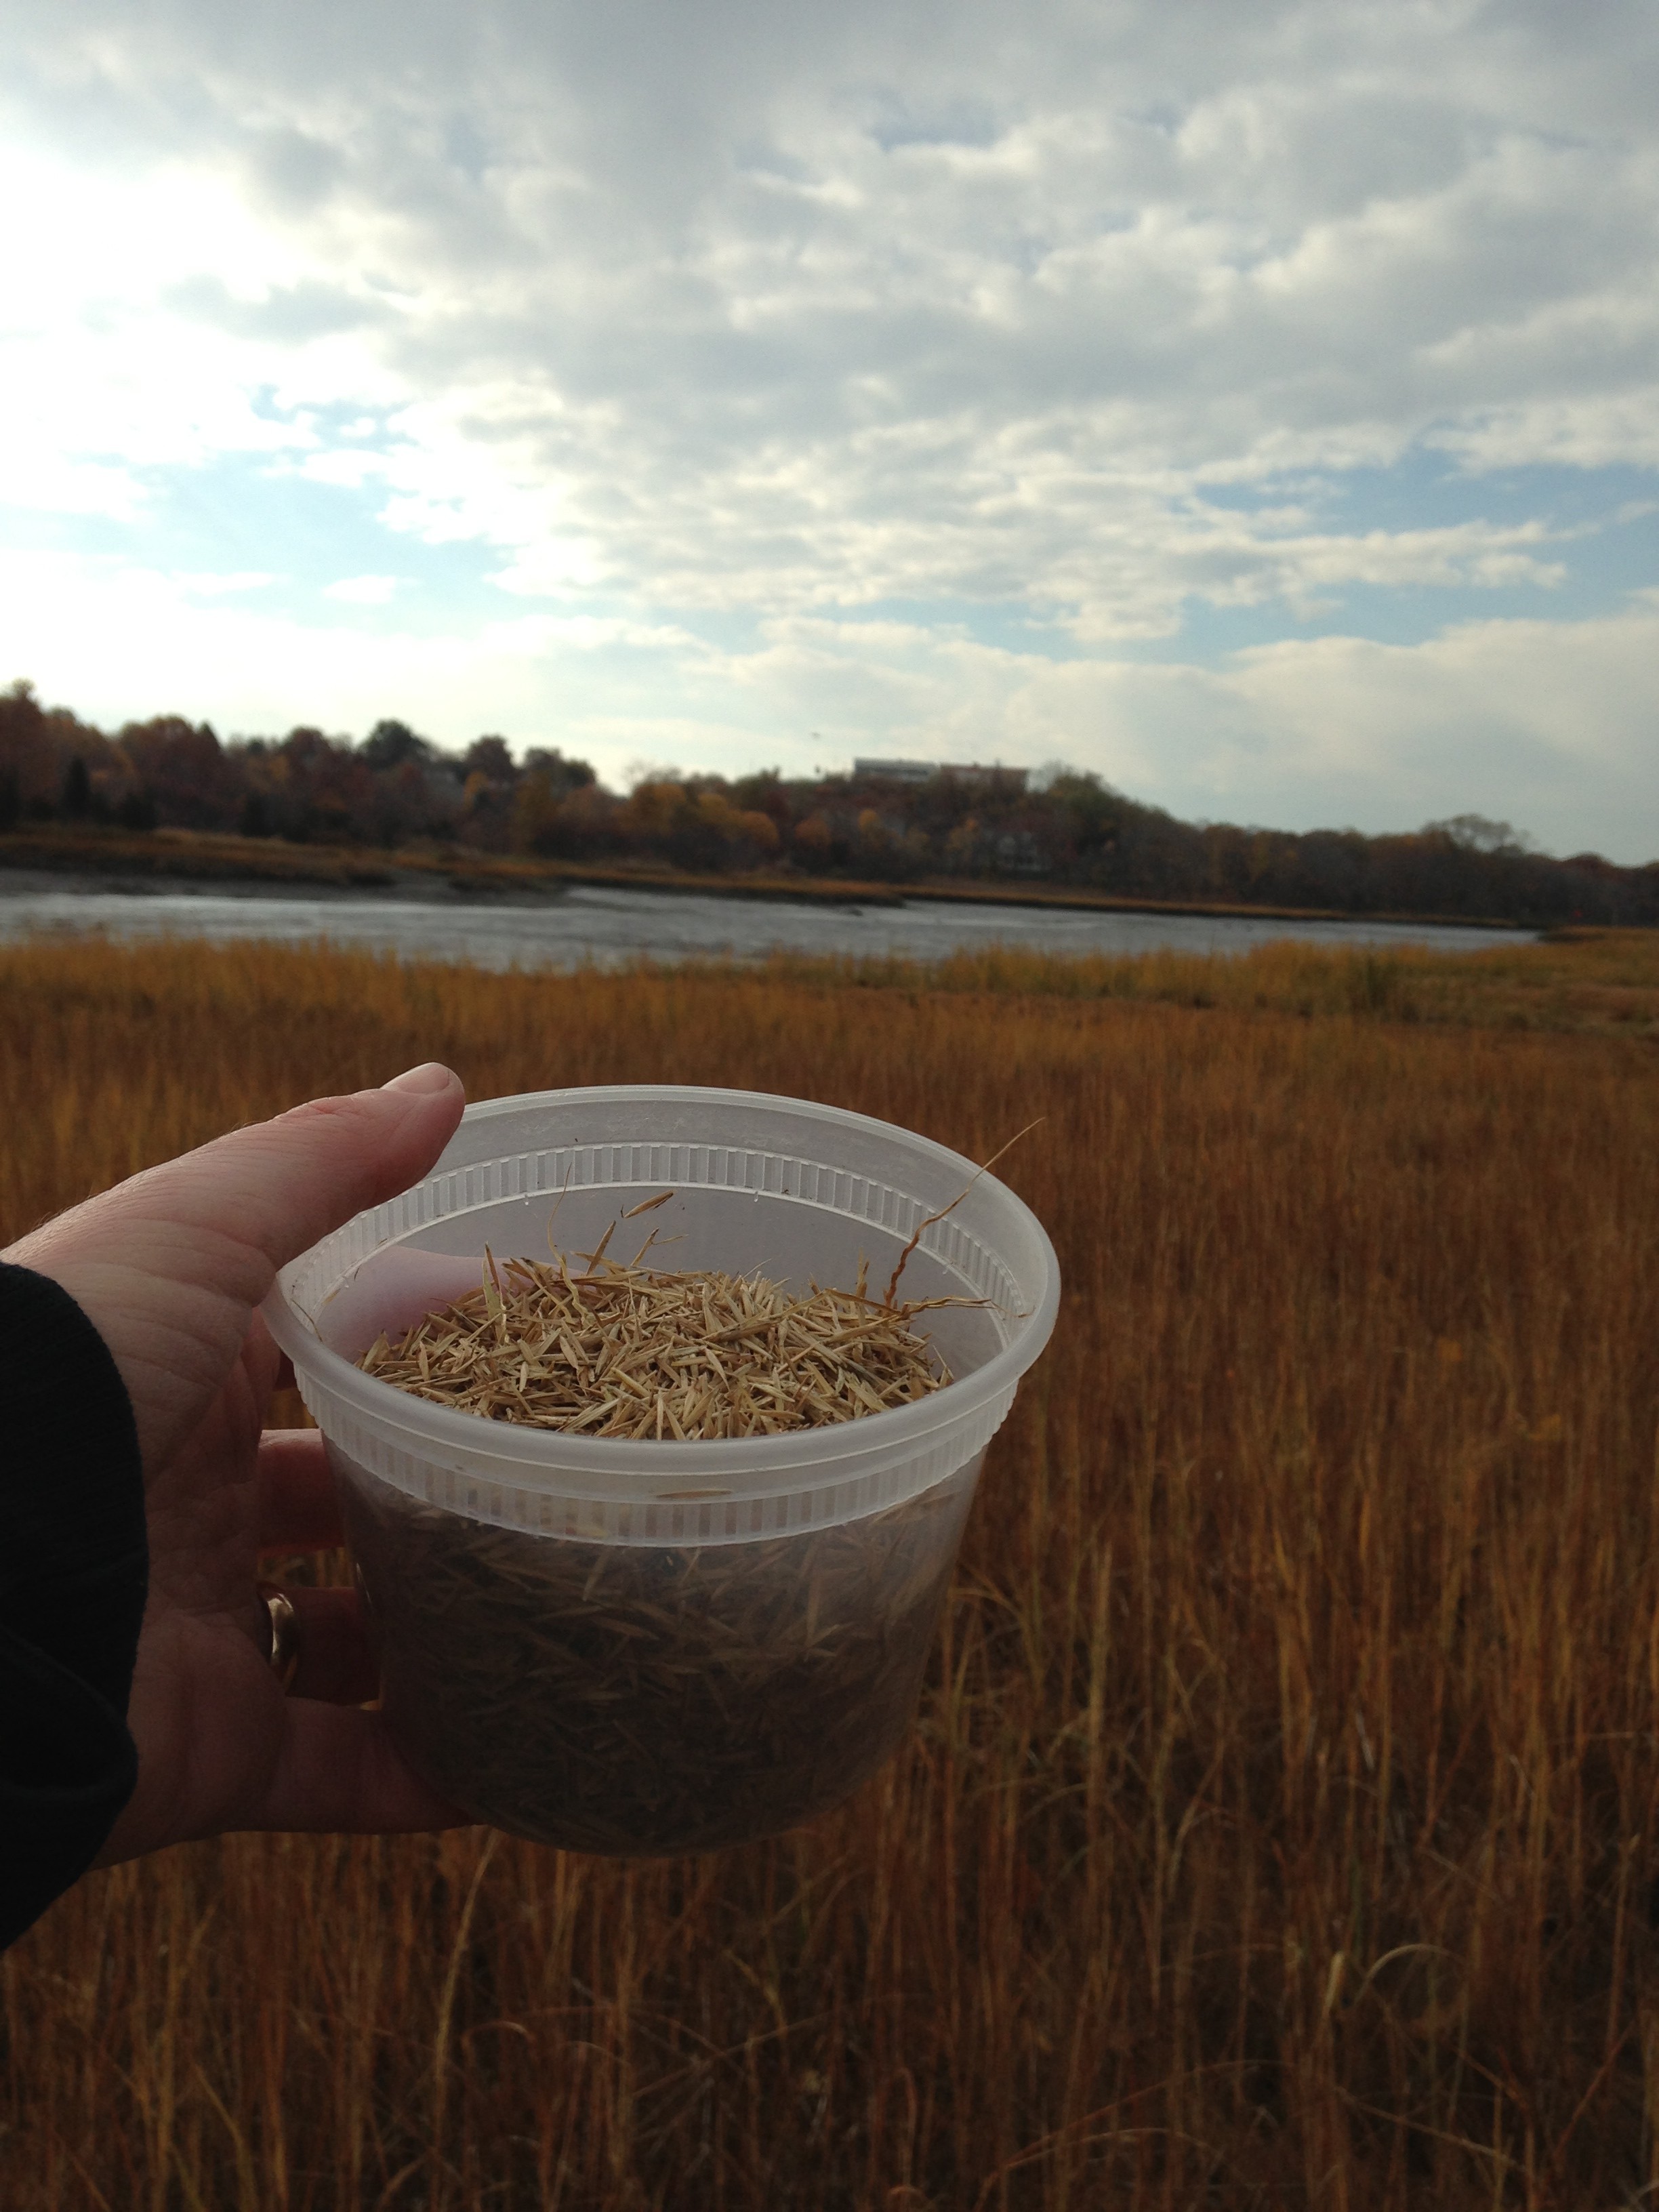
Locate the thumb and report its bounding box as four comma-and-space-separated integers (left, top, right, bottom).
6, 1065, 466, 1474
115, 1062, 467, 1275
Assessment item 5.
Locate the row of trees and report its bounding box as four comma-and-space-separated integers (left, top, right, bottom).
3, 680, 1654, 926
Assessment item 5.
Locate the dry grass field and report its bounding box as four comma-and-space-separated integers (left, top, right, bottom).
3, 928, 1659, 2209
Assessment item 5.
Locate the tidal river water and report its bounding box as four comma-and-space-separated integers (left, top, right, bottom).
0, 877, 1525, 970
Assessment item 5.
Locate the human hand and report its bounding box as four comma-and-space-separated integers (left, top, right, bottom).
3, 1064, 470, 1862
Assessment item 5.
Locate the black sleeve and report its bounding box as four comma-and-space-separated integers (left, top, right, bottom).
1, 1262, 147, 1951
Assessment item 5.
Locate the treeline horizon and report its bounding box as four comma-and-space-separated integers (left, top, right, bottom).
3, 678, 1654, 926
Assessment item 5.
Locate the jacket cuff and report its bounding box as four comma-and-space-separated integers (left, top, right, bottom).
0, 1622, 140, 1949
1, 1261, 147, 1948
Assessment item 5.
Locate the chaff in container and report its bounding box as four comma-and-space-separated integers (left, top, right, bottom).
348, 1250, 966, 1849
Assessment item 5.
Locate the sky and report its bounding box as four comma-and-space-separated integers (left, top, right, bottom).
2, 1, 1657, 859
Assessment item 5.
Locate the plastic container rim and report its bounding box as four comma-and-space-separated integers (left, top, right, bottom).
262, 1083, 1061, 1482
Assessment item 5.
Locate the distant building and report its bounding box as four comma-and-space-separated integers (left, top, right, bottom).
852, 758, 1029, 793
853, 757, 937, 785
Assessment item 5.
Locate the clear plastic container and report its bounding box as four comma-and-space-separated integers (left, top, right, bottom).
264, 1086, 1060, 1855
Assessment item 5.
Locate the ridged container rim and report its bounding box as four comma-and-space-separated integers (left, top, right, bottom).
262, 1084, 1060, 1518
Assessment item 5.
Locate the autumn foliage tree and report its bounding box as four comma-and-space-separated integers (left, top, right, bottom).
3, 680, 1656, 923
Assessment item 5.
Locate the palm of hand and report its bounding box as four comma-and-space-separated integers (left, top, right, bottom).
114, 1326, 295, 1856
4, 1073, 468, 1861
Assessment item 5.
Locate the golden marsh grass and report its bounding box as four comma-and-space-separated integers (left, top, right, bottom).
3, 929, 1659, 2207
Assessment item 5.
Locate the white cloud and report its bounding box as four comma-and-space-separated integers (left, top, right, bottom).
323, 573, 402, 604
0, 0, 1655, 843
173, 570, 278, 594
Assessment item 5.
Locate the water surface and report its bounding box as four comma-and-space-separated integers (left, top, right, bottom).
0, 879, 1525, 970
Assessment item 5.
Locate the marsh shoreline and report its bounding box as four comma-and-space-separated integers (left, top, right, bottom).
0, 827, 1534, 933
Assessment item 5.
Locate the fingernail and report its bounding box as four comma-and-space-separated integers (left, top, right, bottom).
383, 1063, 454, 1095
